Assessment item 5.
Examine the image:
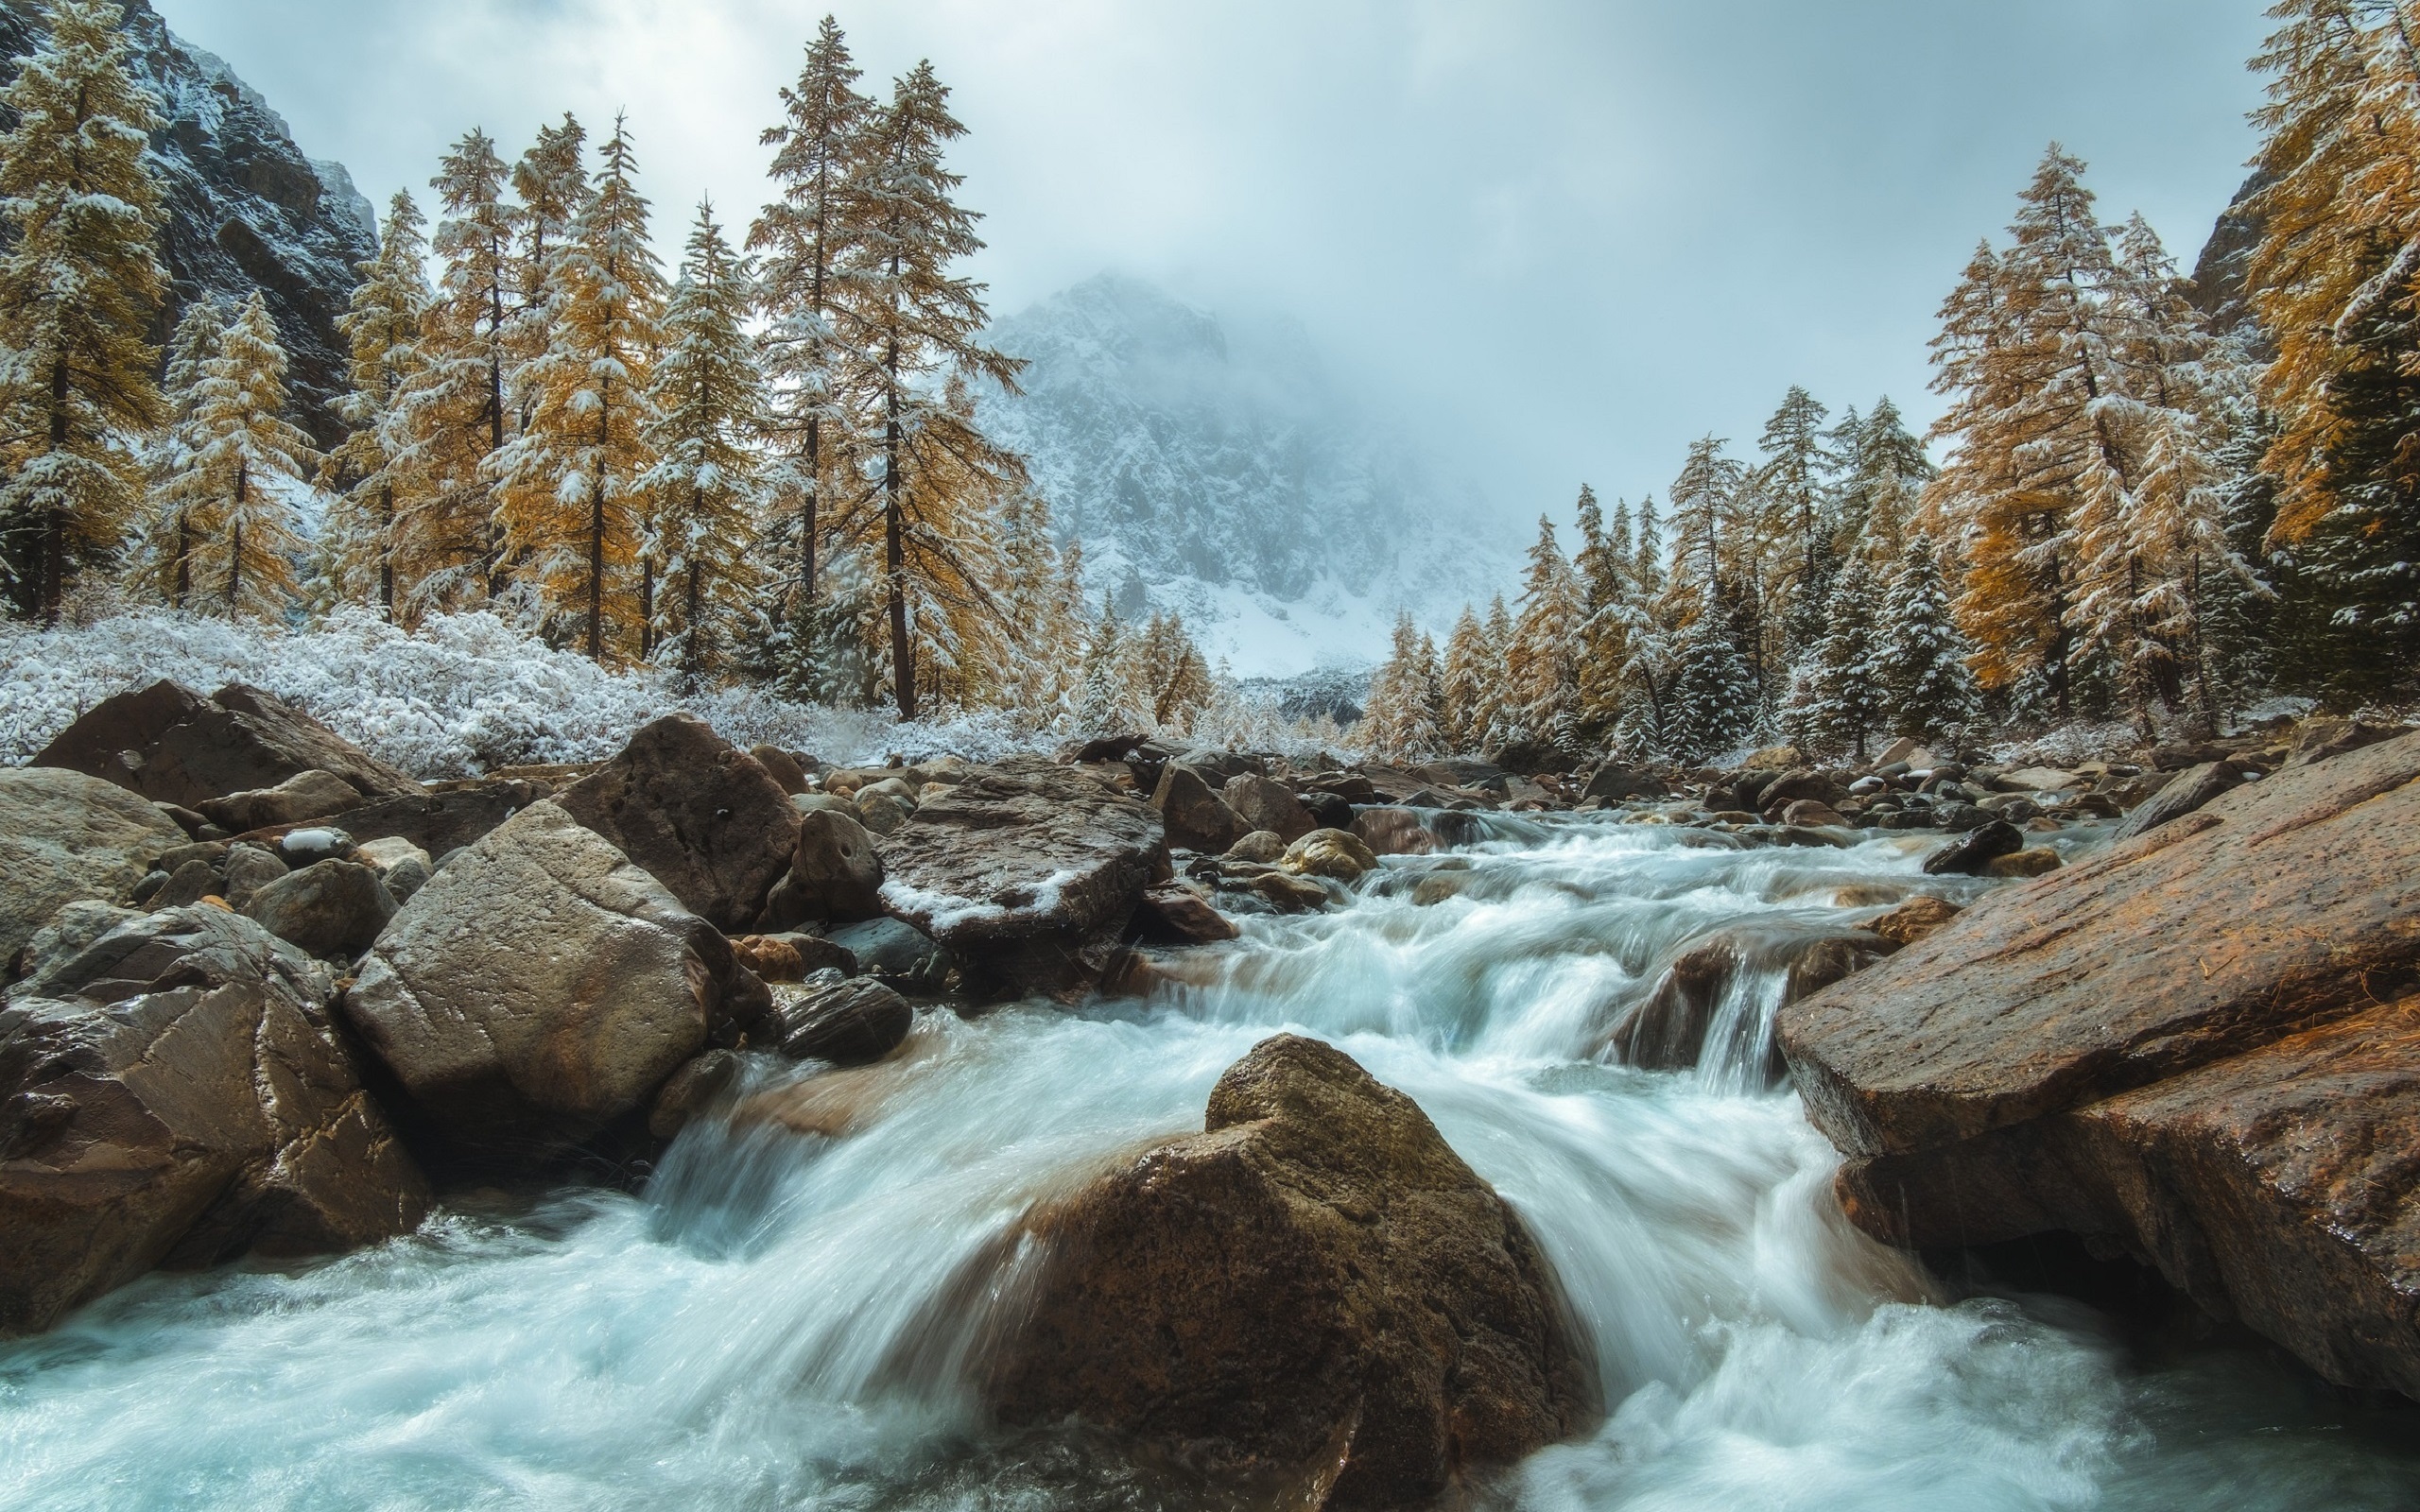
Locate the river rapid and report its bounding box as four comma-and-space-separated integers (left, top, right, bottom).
4, 815, 2416, 1510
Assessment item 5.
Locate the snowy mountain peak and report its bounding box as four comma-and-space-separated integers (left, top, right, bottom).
982, 274, 1512, 677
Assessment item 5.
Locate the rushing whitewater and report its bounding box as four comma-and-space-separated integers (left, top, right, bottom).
4, 817, 2415, 1510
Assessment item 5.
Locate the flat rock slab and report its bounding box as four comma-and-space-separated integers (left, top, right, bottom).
1781, 730, 2420, 1158
35, 680, 421, 809
876, 758, 1166, 998
1838, 998, 2420, 1400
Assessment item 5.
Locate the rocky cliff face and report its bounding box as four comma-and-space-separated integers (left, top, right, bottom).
2187, 170, 2271, 351
0, 0, 374, 445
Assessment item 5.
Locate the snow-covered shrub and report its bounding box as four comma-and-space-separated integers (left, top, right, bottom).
0, 610, 1035, 776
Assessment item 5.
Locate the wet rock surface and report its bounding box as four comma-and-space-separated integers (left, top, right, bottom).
0, 906, 428, 1334
875, 758, 1167, 998
984, 1035, 1591, 1508
1782, 730, 2420, 1400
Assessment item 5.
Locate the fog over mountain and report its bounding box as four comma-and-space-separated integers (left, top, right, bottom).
982, 274, 1515, 678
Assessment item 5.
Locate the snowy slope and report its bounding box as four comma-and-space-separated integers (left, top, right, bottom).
0, 0, 376, 444
981, 274, 1513, 677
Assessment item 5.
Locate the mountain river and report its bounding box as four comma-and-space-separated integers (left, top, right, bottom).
4, 814, 2416, 1509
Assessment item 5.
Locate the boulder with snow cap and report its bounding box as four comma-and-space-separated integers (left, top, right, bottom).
875, 757, 1167, 999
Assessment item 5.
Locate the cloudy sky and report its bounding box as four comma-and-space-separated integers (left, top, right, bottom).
158, 0, 2276, 533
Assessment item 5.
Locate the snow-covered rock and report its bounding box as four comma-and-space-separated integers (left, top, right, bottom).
981, 274, 1513, 676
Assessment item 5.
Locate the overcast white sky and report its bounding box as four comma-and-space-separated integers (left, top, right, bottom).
155, 0, 2276, 532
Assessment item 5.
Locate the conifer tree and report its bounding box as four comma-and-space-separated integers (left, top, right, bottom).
0, 0, 165, 621
320, 191, 431, 615
1439, 604, 1490, 754
1130, 611, 1216, 732
754, 15, 874, 685
642, 202, 767, 680
1479, 593, 1516, 747
507, 113, 591, 430
391, 129, 516, 615
1876, 536, 1979, 743
2068, 215, 2244, 734
2244, 3, 2420, 694
1800, 554, 1885, 762
174, 294, 320, 620
1074, 593, 1142, 734
836, 61, 1026, 718
1364, 610, 1444, 760
1509, 514, 1582, 748
1573, 486, 1633, 742
1836, 397, 1932, 561
139, 299, 228, 608
1758, 387, 1832, 662
1926, 148, 2131, 717
489, 114, 666, 660
994, 484, 1078, 722
1664, 582, 1756, 765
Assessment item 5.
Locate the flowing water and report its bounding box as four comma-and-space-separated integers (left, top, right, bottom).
5, 816, 2417, 1510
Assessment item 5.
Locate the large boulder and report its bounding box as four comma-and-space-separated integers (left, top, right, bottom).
0, 766, 186, 966
33, 680, 421, 810
0, 906, 429, 1334
2109, 760, 2240, 841
768, 808, 885, 927
342, 801, 769, 1167
1150, 763, 1249, 854
984, 1036, 1591, 1507
1779, 730, 2420, 1398
1221, 773, 1316, 844
875, 758, 1167, 998
241, 859, 395, 961
557, 714, 802, 934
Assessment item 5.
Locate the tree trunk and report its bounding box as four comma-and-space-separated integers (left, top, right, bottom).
587, 477, 606, 661
173, 509, 190, 609
378, 483, 394, 619
683, 566, 702, 681
885, 335, 914, 721
227, 463, 249, 614
37, 354, 70, 624
639, 555, 655, 659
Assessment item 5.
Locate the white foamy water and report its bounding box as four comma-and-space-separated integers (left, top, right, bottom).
4, 816, 2414, 1510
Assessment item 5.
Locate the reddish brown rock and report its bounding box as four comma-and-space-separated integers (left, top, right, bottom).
984, 1036, 1591, 1508
1836, 998, 2420, 1400
1133, 883, 1240, 945
1782, 732, 2420, 1158
1605, 923, 1885, 1074
34, 680, 421, 809
1781, 731, 2420, 1400
557, 713, 802, 934
1866, 895, 1962, 951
